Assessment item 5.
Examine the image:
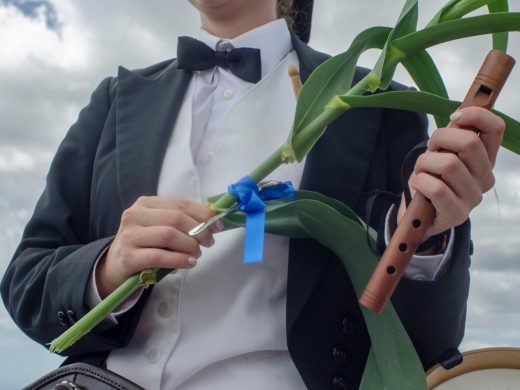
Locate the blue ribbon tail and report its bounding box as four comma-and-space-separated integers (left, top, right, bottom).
243, 210, 265, 263
228, 176, 296, 264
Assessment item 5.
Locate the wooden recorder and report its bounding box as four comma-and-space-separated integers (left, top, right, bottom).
359, 49, 516, 314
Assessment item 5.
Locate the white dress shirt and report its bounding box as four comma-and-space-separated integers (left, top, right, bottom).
106, 20, 307, 390
87, 18, 453, 389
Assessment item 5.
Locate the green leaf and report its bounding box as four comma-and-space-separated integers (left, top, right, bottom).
401, 50, 450, 128
427, 0, 500, 26
220, 193, 425, 388
289, 27, 391, 161
359, 348, 385, 390
488, 1, 509, 51
425, 0, 510, 51
393, 13, 520, 55
291, 27, 390, 133
288, 0, 421, 162
292, 27, 390, 135
223, 190, 368, 236
337, 90, 520, 155
427, 0, 467, 26
289, 198, 427, 390
376, 0, 419, 89
223, 200, 309, 238
224, 194, 426, 389
391, 0, 419, 39
288, 9, 520, 167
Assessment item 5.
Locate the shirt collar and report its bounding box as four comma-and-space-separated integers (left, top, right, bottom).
197, 19, 293, 78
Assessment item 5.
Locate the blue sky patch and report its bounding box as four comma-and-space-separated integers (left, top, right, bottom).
1, 0, 59, 30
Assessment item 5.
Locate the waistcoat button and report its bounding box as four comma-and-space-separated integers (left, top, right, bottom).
332, 375, 347, 390
341, 315, 356, 336
332, 345, 350, 366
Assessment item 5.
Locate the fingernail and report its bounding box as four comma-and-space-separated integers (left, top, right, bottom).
209, 237, 215, 246
450, 111, 462, 122
188, 256, 197, 266
215, 220, 224, 231
197, 248, 202, 257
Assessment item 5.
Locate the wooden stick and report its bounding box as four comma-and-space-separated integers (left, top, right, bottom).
288, 64, 303, 98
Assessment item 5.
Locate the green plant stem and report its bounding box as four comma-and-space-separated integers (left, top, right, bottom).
346, 74, 374, 96
50, 273, 143, 352
394, 13, 520, 54
291, 105, 347, 151
212, 76, 373, 211
488, 1, 510, 51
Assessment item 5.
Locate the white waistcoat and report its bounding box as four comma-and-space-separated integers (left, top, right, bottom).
107, 52, 307, 390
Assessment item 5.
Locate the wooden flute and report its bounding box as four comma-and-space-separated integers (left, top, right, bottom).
359, 49, 516, 314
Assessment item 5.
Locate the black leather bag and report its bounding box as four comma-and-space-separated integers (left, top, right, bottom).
23, 363, 144, 390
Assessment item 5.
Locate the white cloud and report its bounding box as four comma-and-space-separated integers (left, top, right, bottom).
0, 4, 90, 70
462, 269, 520, 350
0, 148, 35, 171
0, 312, 17, 332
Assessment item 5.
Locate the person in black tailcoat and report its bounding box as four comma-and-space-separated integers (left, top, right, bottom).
1, 1, 506, 388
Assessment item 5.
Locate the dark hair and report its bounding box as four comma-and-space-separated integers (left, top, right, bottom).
277, 0, 295, 29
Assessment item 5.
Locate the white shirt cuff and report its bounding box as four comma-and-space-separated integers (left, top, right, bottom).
85, 247, 144, 325
384, 205, 455, 281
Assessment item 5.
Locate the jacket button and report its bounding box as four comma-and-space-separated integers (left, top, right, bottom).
66, 310, 77, 324
342, 315, 356, 336
332, 345, 350, 366
57, 311, 68, 326
332, 375, 347, 390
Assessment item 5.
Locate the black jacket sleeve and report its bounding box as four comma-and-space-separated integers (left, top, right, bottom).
0, 77, 143, 357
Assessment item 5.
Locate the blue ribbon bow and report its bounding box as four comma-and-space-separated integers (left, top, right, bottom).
227, 177, 296, 264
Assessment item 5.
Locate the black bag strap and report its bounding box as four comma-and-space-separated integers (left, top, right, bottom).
365, 190, 400, 256
24, 362, 144, 390
401, 139, 428, 207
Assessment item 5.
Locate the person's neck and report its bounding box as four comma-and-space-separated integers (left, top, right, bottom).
199, 8, 277, 38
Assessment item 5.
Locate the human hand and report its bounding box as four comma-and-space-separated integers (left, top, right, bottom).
96, 196, 221, 298
397, 106, 505, 240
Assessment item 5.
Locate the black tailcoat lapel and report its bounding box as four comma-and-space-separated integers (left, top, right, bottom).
116, 61, 192, 209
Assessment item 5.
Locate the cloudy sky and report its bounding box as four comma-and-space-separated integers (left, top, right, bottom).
0, 0, 519, 387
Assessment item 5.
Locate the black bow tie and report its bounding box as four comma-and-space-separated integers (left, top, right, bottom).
176, 36, 262, 84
